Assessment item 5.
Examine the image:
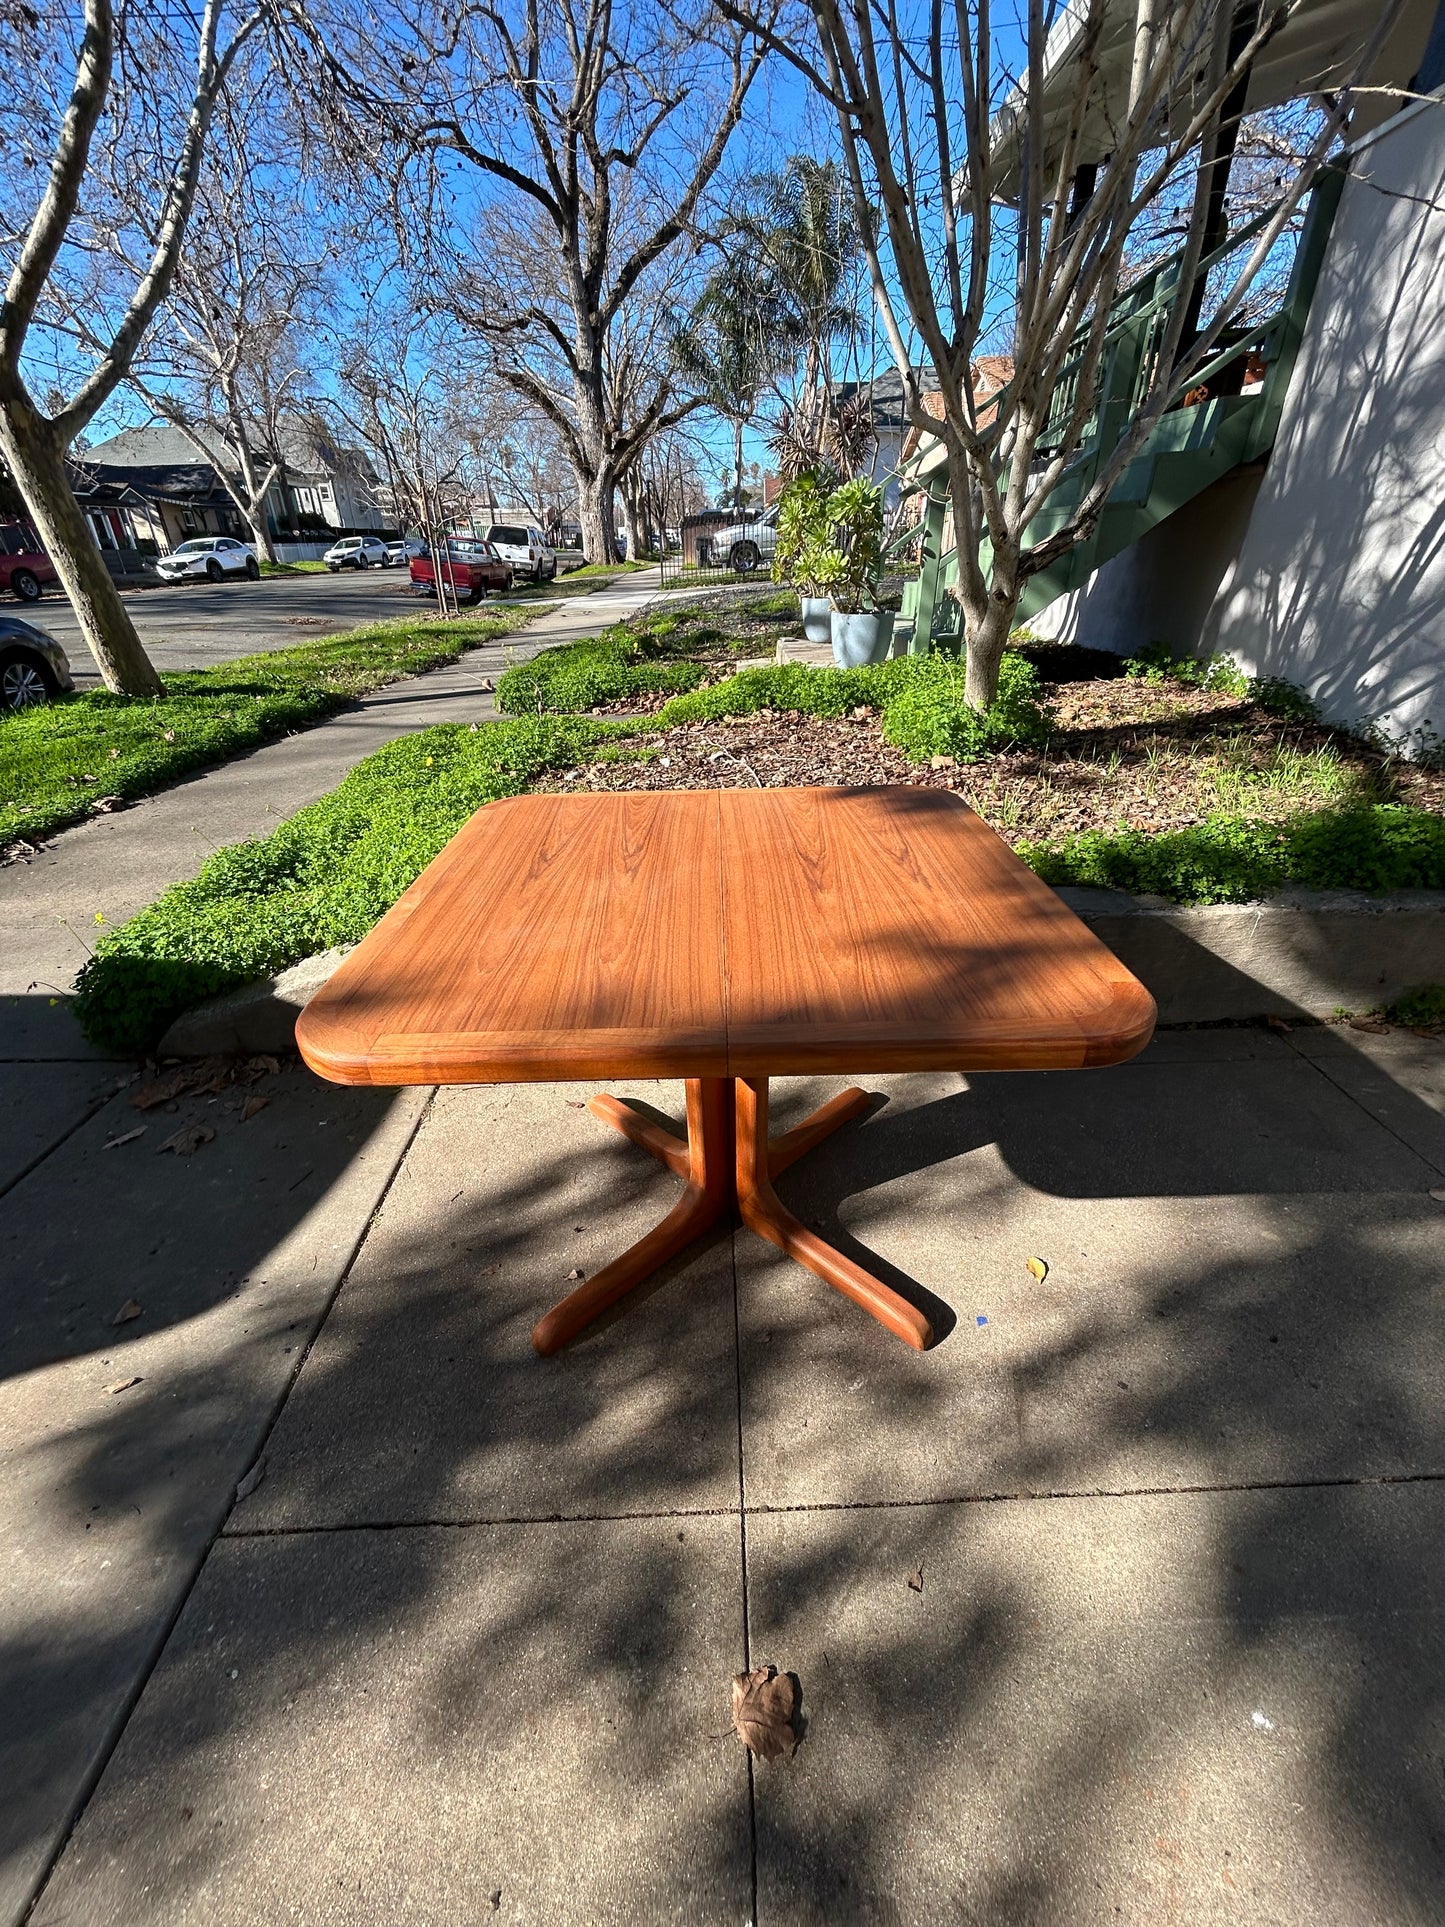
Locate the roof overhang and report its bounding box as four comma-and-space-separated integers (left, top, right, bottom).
984, 0, 1439, 204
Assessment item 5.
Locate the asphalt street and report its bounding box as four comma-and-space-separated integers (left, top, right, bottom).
19, 567, 557, 686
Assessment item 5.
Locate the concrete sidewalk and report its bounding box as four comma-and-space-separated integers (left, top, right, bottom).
0, 572, 666, 1053
4, 1020, 1443, 1924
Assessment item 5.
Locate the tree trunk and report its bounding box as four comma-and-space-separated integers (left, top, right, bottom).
734, 419, 745, 509
0, 392, 165, 697
577, 468, 617, 565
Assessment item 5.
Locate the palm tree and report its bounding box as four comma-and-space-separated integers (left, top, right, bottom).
672, 262, 790, 509
749, 156, 864, 436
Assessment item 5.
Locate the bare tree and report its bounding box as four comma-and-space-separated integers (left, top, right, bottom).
718, 0, 1404, 705
123, 81, 328, 562
0, 0, 266, 694
281, 0, 772, 564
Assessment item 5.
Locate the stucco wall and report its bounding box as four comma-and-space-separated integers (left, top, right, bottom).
1200, 99, 1445, 755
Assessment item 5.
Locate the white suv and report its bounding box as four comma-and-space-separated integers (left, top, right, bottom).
156, 536, 260, 583
485, 523, 557, 583
323, 535, 390, 571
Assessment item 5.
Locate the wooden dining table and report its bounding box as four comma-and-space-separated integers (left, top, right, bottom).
297, 786, 1156, 1356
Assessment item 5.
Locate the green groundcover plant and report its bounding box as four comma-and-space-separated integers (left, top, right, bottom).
73, 714, 614, 1053
1021, 806, 1445, 904
72, 615, 1445, 1053
1, 608, 537, 850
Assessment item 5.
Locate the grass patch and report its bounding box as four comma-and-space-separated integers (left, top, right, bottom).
1, 608, 549, 850
1020, 806, 1445, 904
496, 594, 795, 715
73, 714, 616, 1053
259, 559, 329, 576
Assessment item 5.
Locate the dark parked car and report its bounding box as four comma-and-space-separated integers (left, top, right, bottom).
410, 540, 513, 603
0, 521, 60, 603
0, 615, 73, 709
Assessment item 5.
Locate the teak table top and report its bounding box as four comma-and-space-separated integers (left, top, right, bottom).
297, 787, 1156, 1084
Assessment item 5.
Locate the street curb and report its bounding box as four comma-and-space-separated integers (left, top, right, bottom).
1057, 886, 1445, 1023
155, 890, 1445, 1056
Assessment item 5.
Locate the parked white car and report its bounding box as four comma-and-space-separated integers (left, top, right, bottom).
156, 536, 260, 584
708, 505, 777, 574
484, 522, 557, 582
385, 536, 426, 569
323, 535, 390, 571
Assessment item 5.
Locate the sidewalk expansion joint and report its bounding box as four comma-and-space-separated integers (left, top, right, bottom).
219, 1467, 1445, 1540
18, 1082, 435, 1927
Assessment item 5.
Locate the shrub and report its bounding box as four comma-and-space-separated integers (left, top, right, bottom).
73, 715, 611, 1053
1021, 805, 1445, 905
880, 652, 1050, 760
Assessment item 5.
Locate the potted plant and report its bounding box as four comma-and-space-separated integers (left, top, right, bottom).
821, 478, 893, 667
771, 471, 834, 642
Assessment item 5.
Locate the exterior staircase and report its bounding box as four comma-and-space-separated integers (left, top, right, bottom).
896, 169, 1343, 649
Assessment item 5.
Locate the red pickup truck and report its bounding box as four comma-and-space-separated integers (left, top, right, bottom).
410, 540, 513, 604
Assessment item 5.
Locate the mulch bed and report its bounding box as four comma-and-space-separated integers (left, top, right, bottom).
532, 668, 1445, 846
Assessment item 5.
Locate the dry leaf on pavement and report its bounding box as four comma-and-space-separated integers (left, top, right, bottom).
1430, 1187, 1445, 1203
103, 1126, 145, 1150
104, 1376, 143, 1395
241, 1094, 269, 1121
1025, 1256, 1049, 1282
906, 1563, 925, 1594
159, 1123, 216, 1157
111, 1298, 142, 1325
1348, 1017, 1390, 1035
731, 1665, 799, 1760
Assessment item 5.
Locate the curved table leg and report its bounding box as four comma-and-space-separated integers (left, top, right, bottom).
531, 1078, 731, 1355
587, 1093, 690, 1178
735, 1077, 933, 1352
767, 1085, 871, 1178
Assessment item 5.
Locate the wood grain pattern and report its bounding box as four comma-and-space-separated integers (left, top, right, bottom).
297, 791, 728, 1084
718, 788, 1155, 1073
297, 786, 1156, 1088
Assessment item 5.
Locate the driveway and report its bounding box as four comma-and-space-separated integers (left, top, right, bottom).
24, 569, 498, 686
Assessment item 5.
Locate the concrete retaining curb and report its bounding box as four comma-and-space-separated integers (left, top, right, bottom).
1057, 886, 1445, 1024
155, 892, 1445, 1057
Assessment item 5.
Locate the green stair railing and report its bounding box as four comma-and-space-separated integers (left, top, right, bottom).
898, 167, 1343, 652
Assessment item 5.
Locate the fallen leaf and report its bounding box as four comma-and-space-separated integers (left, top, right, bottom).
1430, 1187, 1445, 1203
104, 1376, 143, 1395
567, 1267, 585, 1280
160, 1123, 215, 1157
130, 1057, 234, 1110
235, 1461, 265, 1502
1348, 1017, 1390, 1035
103, 1126, 145, 1150
731, 1665, 799, 1760
906, 1563, 925, 1594
1025, 1256, 1049, 1282
1264, 1015, 1292, 1033
565, 1099, 586, 1109
240, 1094, 269, 1121
111, 1298, 142, 1325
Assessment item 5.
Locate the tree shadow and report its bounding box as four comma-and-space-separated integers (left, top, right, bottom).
9, 1024, 1445, 1923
